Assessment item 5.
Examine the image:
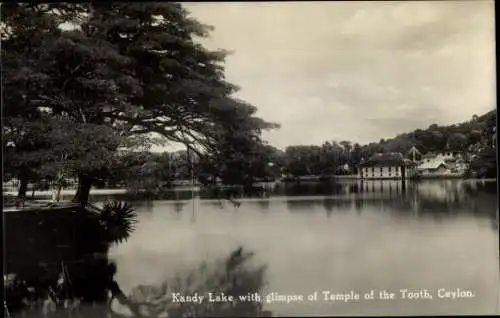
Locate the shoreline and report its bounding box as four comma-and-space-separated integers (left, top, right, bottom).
3, 178, 496, 197
2, 189, 128, 197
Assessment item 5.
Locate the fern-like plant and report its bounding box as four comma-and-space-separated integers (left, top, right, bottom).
100, 200, 138, 244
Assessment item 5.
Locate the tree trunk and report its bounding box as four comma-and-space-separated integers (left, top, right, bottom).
56, 186, 62, 202
17, 175, 28, 200
72, 174, 92, 206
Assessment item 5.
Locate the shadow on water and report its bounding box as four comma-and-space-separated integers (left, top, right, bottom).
4, 204, 122, 318
125, 247, 271, 318
4, 202, 270, 317
5, 246, 270, 318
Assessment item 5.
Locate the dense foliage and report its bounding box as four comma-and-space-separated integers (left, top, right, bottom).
2, 3, 278, 203
375, 110, 496, 155
105, 109, 496, 186
274, 110, 495, 178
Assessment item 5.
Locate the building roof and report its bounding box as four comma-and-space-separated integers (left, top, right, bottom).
359, 152, 405, 168
418, 159, 447, 170
422, 152, 437, 159
407, 146, 422, 155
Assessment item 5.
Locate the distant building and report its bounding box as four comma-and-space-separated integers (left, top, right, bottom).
419, 152, 437, 164
337, 163, 352, 174
407, 146, 422, 162
417, 151, 468, 176
421, 151, 466, 162
358, 152, 417, 180
418, 159, 448, 175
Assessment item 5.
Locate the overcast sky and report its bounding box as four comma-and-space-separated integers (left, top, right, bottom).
158, 1, 495, 151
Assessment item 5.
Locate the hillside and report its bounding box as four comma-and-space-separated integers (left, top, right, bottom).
363, 109, 496, 156
360, 109, 496, 178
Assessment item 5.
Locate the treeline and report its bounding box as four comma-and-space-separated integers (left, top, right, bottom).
277, 110, 495, 178
377, 110, 496, 155
105, 109, 496, 186
104, 145, 284, 191
255, 110, 496, 179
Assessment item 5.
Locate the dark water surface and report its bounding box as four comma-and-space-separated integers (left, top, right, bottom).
106, 180, 499, 316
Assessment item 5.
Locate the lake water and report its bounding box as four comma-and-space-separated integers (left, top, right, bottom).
107, 180, 499, 316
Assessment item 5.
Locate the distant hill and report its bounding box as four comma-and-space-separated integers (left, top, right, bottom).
362, 109, 496, 156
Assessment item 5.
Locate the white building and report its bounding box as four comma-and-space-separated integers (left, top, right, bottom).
358, 153, 418, 180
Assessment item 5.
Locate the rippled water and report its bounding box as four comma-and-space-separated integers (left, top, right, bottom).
109, 180, 499, 316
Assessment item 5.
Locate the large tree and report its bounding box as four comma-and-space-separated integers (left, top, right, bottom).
2, 2, 278, 204
77, 3, 277, 202
197, 100, 278, 186
1, 3, 90, 199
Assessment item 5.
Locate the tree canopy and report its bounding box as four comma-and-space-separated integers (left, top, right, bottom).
2, 2, 278, 203
265, 110, 496, 178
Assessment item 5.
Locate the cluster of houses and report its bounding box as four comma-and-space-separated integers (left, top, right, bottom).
358, 147, 471, 180
416, 151, 468, 177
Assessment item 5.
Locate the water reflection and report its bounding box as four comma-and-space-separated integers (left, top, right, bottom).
173, 201, 186, 213
108, 180, 498, 316
6, 243, 270, 317
257, 200, 270, 211
322, 199, 335, 216
4, 206, 121, 318
261, 180, 498, 222
286, 199, 319, 211
10, 180, 497, 316
124, 247, 271, 318
282, 181, 342, 197
133, 200, 155, 213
